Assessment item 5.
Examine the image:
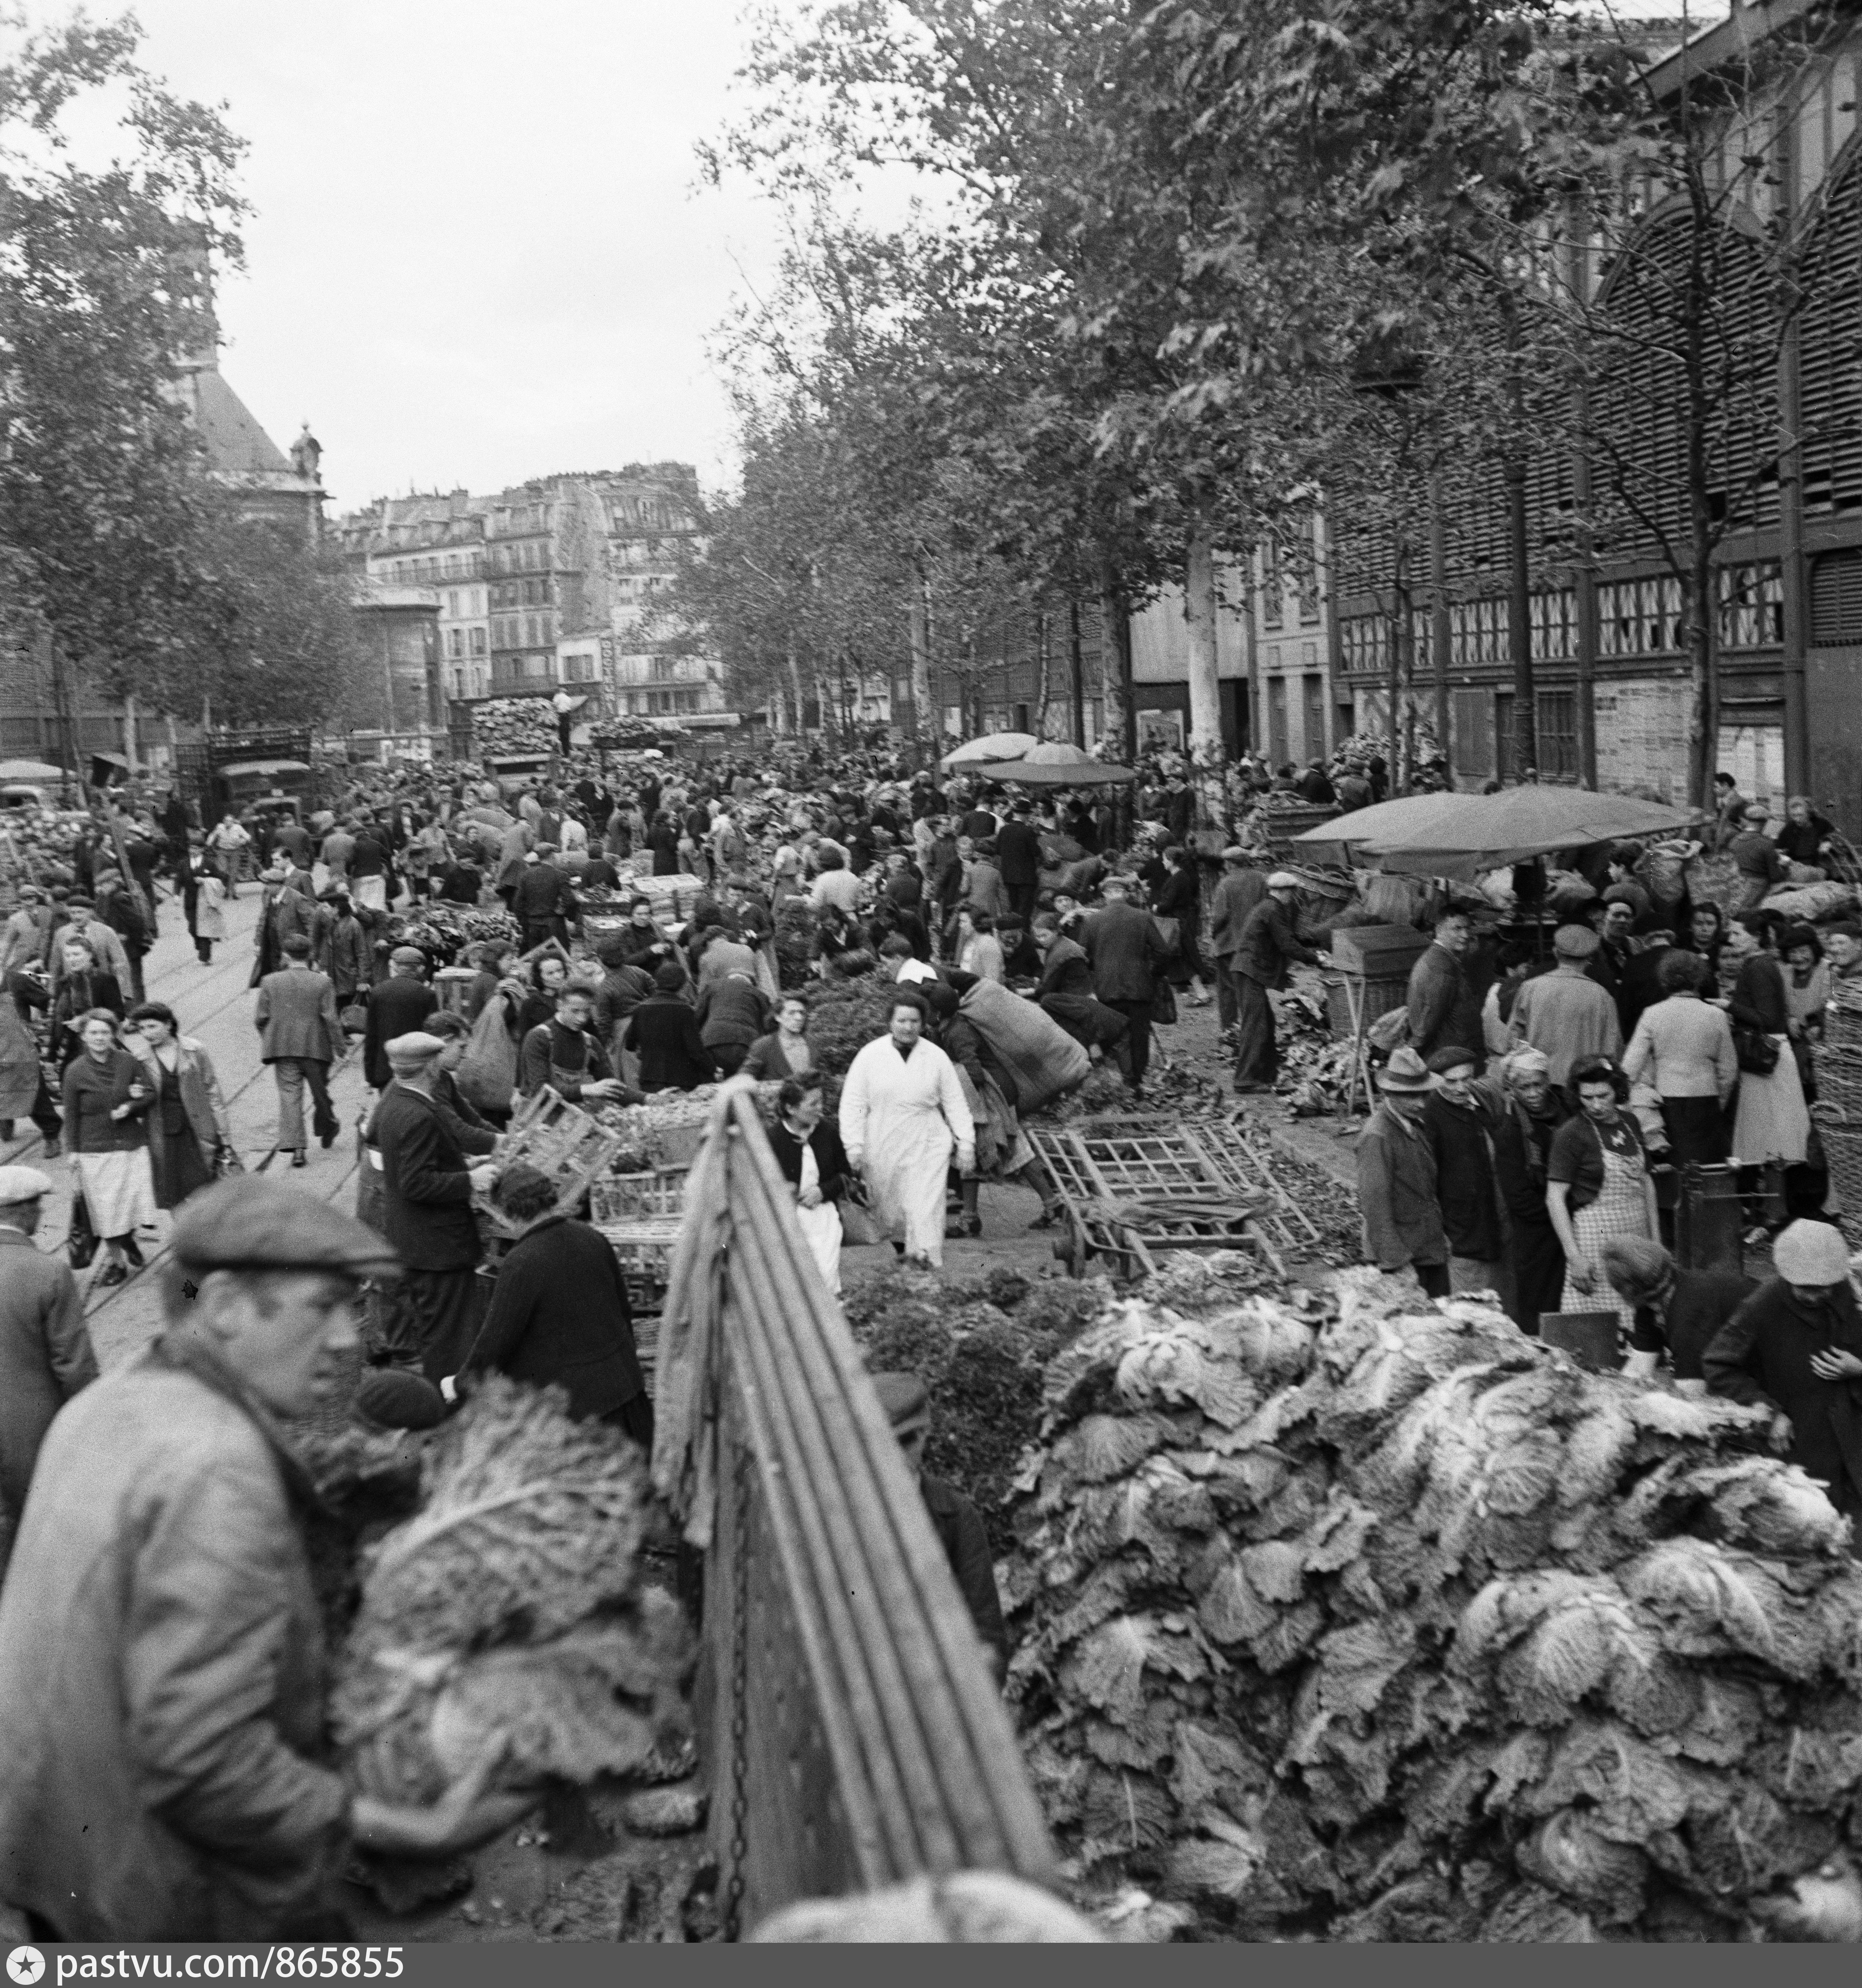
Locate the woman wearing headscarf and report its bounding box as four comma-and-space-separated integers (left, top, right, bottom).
1704, 1219, 1862, 1530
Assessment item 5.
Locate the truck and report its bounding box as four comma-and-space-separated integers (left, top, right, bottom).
172, 728, 320, 827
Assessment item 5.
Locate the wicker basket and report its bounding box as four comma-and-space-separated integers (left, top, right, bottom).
1813, 1044, 1862, 1122
1326, 972, 1412, 1040
1820, 1123, 1862, 1216
1826, 1001, 1862, 1054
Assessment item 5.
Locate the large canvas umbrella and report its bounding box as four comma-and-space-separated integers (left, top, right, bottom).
996, 745, 1137, 786
0, 760, 67, 783
1293, 787, 1703, 879
940, 732, 1039, 772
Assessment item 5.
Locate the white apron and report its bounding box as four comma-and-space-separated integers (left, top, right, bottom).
793, 1140, 843, 1295
838, 1034, 975, 1269
1732, 1034, 1810, 1167
1562, 1135, 1651, 1332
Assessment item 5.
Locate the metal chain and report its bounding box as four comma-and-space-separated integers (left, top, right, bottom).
722, 1431, 752, 1941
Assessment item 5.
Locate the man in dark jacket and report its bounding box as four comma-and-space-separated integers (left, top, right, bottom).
1472, 1046, 1572, 1332
1406, 908, 1483, 1071
1082, 876, 1170, 1097
1356, 1047, 1451, 1296
0, 1166, 95, 1580
1206, 849, 1268, 1036
629, 960, 716, 1092
1604, 1236, 1755, 1383
374, 1032, 500, 1379
994, 802, 1043, 925
510, 846, 578, 951
1422, 1047, 1506, 1296
695, 970, 770, 1077
444, 1163, 650, 1446
925, 822, 964, 955
94, 867, 150, 1003
363, 946, 440, 1090
874, 1371, 1007, 1680
517, 986, 636, 1105
1232, 872, 1323, 1092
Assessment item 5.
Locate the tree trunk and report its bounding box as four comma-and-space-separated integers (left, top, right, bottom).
1068, 598, 1086, 748
1184, 529, 1223, 829
1094, 543, 1134, 765
906, 577, 930, 744
123, 692, 140, 777
1393, 543, 1415, 793
1429, 478, 1450, 779
1506, 442, 1537, 781
1034, 609, 1051, 740
786, 648, 806, 740
1386, 544, 1405, 783
1685, 247, 1717, 810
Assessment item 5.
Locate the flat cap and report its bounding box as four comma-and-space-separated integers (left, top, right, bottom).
871, 1371, 930, 1431
389, 945, 427, 969
0, 1165, 52, 1203
386, 1031, 447, 1063
1221, 846, 1249, 861
1553, 924, 1600, 959
1772, 1219, 1852, 1287
1266, 871, 1302, 889
171, 1175, 402, 1277
356, 1367, 446, 1430
1425, 1045, 1480, 1075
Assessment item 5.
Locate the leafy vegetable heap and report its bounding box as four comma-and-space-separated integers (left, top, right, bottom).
334, 1379, 690, 1803
1004, 1265, 1862, 1941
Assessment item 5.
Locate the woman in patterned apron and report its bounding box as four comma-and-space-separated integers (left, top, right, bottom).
1546, 1054, 1660, 1334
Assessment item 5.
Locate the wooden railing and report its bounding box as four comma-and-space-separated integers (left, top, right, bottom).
651, 1080, 1056, 1936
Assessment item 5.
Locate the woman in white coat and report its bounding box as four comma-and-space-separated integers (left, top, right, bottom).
839, 992, 976, 1270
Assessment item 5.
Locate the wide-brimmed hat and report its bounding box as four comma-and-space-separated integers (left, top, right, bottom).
1377, 1046, 1433, 1093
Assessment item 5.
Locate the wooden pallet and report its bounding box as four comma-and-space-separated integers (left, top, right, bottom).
1026, 1113, 1301, 1280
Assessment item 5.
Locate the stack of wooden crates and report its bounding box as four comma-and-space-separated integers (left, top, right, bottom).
1325, 923, 1431, 1042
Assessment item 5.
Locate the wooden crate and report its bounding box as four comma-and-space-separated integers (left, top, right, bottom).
589, 1166, 691, 1222
478, 1086, 627, 1240
597, 1217, 682, 1319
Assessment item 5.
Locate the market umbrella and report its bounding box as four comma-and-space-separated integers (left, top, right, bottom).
0, 760, 66, 783
940, 732, 1040, 772
994, 753, 1137, 786
1293, 786, 1704, 879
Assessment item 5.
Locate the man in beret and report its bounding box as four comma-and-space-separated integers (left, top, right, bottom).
362, 945, 439, 1091
0, 1166, 94, 1580
1604, 1236, 1754, 1388
374, 1032, 499, 1379
1507, 924, 1623, 1088
0, 1177, 530, 1939
873, 1372, 1007, 1680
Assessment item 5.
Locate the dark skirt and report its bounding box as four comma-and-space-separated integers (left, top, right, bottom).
150, 1125, 214, 1210
1661, 1095, 1730, 1168
1508, 1214, 1567, 1334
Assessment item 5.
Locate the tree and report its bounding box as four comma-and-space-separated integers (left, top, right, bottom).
0, 11, 247, 715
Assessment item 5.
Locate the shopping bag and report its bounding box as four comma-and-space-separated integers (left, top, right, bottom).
456, 992, 519, 1110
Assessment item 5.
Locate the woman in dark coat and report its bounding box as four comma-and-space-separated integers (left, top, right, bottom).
1704, 1220, 1862, 1530
1154, 844, 1212, 1006
647, 811, 681, 878
449, 1163, 651, 1448
49, 936, 123, 1069
627, 962, 716, 1092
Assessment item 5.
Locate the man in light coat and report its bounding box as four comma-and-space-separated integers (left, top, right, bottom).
0, 1166, 94, 1580
1508, 923, 1625, 1086
0, 1176, 527, 1940
254, 933, 345, 1165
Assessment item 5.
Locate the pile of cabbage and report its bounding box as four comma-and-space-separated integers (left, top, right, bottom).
1003, 1262, 1862, 1941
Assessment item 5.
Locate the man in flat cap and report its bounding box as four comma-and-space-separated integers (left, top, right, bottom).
0, 1165, 94, 1579
362, 944, 439, 1090
1507, 924, 1623, 1088
1205, 847, 1267, 1041
0, 1176, 529, 1940
254, 932, 345, 1167
873, 1371, 1007, 1679
374, 1031, 499, 1379
1232, 872, 1325, 1093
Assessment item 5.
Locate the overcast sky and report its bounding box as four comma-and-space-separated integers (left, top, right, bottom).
40, 1, 1717, 522
102, 0, 788, 516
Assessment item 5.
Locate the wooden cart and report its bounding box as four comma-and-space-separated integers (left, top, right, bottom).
1025, 1113, 1320, 1281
